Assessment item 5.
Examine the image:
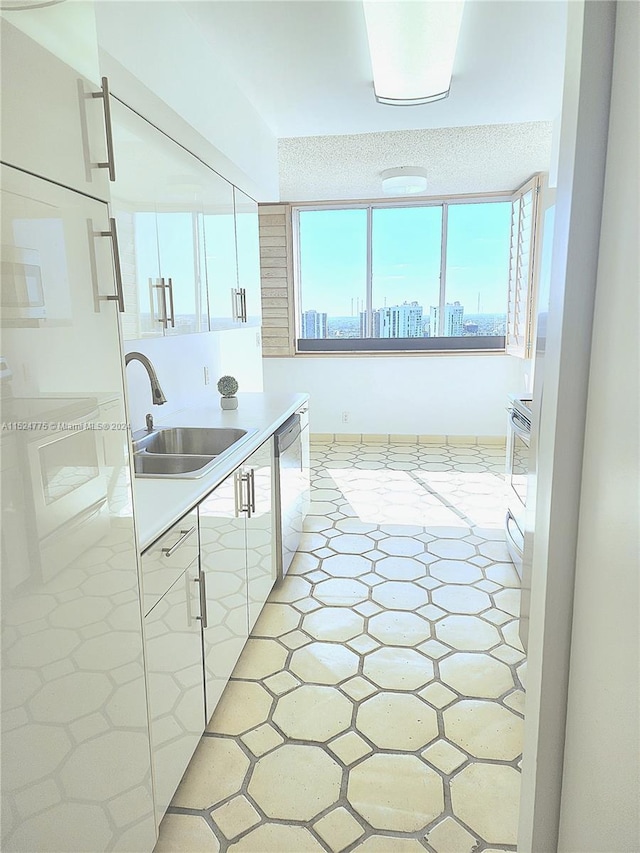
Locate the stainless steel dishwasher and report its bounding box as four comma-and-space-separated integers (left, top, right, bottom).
274, 409, 310, 578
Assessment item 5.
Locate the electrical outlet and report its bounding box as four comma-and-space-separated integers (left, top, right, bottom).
341, 411, 350, 423
203, 366, 210, 385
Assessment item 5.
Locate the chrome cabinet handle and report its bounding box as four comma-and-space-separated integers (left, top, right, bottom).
195, 572, 208, 628
167, 277, 175, 328
248, 468, 256, 514
242, 472, 252, 517
153, 278, 168, 329
235, 471, 252, 516
162, 526, 196, 557
95, 218, 125, 312
232, 288, 243, 322
91, 76, 116, 181
148, 278, 158, 325
509, 410, 531, 444
505, 510, 524, 557
233, 470, 241, 517
240, 287, 247, 322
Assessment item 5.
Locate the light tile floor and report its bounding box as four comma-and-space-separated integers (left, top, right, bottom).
155, 442, 525, 853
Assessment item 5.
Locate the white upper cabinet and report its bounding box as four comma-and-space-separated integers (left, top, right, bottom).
109, 99, 208, 340
201, 172, 239, 331
109, 97, 262, 340
0, 6, 113, 200
234, 188, 262, 328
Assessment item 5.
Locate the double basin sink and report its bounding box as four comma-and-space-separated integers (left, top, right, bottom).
133, 426, 257, 478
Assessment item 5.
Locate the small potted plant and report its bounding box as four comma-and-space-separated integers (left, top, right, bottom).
217, 375, 238, 409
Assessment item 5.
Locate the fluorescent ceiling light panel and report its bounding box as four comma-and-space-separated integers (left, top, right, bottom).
363, 0, 465, 106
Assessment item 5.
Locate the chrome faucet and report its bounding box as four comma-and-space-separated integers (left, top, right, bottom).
125, 352, 167, 406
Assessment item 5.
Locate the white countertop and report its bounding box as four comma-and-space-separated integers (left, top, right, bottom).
133, 391, 309, 551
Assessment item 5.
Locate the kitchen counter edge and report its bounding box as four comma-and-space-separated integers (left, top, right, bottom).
133, 392, 309, 552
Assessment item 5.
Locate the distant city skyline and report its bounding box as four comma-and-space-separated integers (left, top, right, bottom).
302, 301, 506, 339
298, 203, 512, 318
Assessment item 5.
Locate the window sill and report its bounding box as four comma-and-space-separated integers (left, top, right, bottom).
294, 336, 506, 356
286, 349, 508, 359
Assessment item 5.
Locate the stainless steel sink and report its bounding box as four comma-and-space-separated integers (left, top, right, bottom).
142, 427, 250, 456
133, 453, 215, 477
132, 425, 258, 478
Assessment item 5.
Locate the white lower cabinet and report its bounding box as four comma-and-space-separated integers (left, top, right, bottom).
245, 439, 275, 632
198, 471, 249, 721
198, 438, 274, 721
141, 513, 204, 830
141, 437, 275, 827
144, 560, 204, 828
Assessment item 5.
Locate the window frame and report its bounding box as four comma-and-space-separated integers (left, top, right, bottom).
291, 191, 517, 355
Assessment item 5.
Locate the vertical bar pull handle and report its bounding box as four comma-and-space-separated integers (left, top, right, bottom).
96, 218, 125, 312
233, 471, 241, 517
196, 572, 208, 628
240, 287, 247, 322
239, 471, 252, 516
91, 76, 116, 181
249, 468, 256, 513
232, 288, 242, 322
154, 278, 168, 329
167, 277, 175, 328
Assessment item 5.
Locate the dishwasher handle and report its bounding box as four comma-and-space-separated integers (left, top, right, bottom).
275, 414, 301, 455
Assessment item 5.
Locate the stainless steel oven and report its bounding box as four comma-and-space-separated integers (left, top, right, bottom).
505, 395, 532, 578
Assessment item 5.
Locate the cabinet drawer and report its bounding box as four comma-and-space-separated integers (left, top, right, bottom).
141, 510, 198, 615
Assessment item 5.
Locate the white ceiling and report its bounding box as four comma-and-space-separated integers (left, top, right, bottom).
279, 121, 552, 201
181, 0, 567, 200
181, 0, 567, 138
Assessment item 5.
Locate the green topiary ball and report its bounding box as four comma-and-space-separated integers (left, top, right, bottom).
217, 375, 238, 397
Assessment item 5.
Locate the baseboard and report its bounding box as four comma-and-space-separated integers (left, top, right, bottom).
309, 433, 506, 446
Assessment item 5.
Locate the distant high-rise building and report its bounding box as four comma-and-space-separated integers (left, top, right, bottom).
430, 301, 464, 337
379, 302, 423, 338
360, 309, 382, 337
301, 309, 328, 339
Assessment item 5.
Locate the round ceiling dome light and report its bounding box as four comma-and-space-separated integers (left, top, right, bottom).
381, 167, 428, 196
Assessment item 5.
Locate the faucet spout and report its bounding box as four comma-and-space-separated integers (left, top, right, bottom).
125, 352, 167, 406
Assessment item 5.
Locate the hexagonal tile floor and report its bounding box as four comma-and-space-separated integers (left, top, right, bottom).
157, 442, 525, 852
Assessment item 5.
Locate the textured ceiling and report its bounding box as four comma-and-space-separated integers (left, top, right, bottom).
278, 121, 553, 202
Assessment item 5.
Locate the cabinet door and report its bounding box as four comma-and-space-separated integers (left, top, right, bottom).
202, 172, 239, 330
245, 439, 275, 632
0, 164, 156, 852
198, 472, 248, 722
234, 188, 262, 327
155, 204, 201, 337
109, 98, 162, 340
141, 511, 199, 617
144, 561, 204, 828
0, 10, 112, 200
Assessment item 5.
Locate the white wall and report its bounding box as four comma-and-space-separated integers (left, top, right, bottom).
124, 329, 263, 434
264, 355, 523, 436
95, 1, 278, 200
557, 3, 639, 849
518, 2, 619, 850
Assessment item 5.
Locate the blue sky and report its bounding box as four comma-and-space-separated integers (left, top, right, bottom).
299, 202, 512, 316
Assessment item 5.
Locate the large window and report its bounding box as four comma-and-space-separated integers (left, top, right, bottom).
294, 197, 515, 352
